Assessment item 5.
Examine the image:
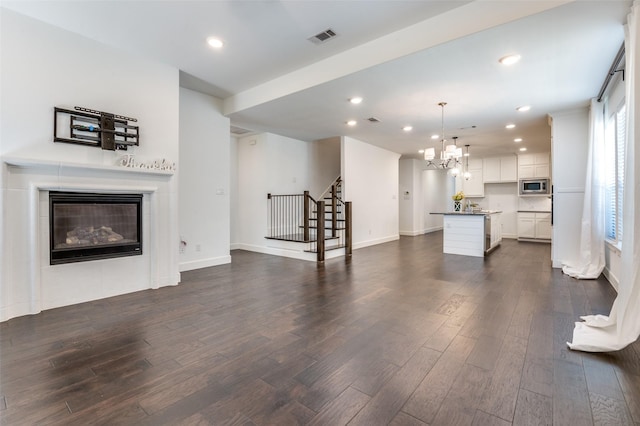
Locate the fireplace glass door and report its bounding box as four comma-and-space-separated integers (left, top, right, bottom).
49, 192, 143, 265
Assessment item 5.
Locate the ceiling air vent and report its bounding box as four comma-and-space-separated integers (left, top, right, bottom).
230, 125, 252, 135
367, 117, 381, 123
308, 28, 337, 45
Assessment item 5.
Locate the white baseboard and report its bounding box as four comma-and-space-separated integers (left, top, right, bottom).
353, 234, 399, 250
232, 243, 318, 261
179, 255, 232, 272
423, 226, 443, 234
399, 230, 422, 236
399, 226, 443, 236
603, 267, 619, 292
234, 236, 401, 260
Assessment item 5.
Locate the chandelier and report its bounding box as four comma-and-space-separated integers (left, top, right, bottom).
424, 102, 463, 176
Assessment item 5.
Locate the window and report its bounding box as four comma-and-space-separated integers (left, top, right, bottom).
604, 102, 625, 245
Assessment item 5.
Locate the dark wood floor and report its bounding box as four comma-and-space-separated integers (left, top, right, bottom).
2, 233, 639, 425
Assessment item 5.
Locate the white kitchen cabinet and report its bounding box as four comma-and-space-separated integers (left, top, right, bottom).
441, 212, 502, 257
483, 157, 500, 182
461, 158, 484, 197
500, 156, 518, 181
517, 213, 536, 239
518, 153, 550, 179
535, 212, 552, 239
517, 212, 551, 242
483, 156, 517, 183
488, 213, 502, 250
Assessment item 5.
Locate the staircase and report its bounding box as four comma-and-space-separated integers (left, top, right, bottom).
265, 177, 352, 262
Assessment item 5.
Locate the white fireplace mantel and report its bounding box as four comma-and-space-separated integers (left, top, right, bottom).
1, 155, 180, 322
3, 155, 175, 177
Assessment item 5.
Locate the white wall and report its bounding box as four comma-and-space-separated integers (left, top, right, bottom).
178, 88, 231, 271
342, 137, 400, 248
309, 137, 341, 199
0, 10, 180, 321
230, 135, 239, 246
234, 133, 310, 251
423, 169, 453, 233
550, 107, 589, 268
399, 159, 418, 235
399, 159, 453, 236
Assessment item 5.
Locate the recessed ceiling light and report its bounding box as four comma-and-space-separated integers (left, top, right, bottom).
505, 123, 516, 129
418, 149, 425, 154
514, 138, 523, 142
206, 37, 224, 49
519, 147, 527, 151
349, 97, 363, 104
403, 126, 413, 132
431, 134, 439, 140
517, 105, 531, 112
346, 120, 357, 126
499, 54, 521, 66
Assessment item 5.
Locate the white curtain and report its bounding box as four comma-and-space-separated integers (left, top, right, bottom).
568, 0, 640, 352
561, 98, 605, 279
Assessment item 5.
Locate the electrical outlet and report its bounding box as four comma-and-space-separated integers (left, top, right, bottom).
196, 244, 201, 252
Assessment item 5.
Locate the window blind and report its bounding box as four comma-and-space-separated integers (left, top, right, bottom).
615, 105, 625, 242
605, 103, 625, 244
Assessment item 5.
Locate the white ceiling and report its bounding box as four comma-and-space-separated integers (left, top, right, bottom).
2, 0, 631, 159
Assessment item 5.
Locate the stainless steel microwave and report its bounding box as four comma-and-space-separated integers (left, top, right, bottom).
519, 178, 550, 195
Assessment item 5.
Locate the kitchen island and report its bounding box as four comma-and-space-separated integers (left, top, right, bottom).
431, 211, 502, 257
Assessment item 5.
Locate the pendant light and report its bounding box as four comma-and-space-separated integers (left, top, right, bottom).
425, 102, 463, 171
463, 144, 472, 180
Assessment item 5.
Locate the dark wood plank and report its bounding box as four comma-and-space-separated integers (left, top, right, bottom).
347, 347, 441, 425
466, 334, 504, 371
402, 356, 466, 423
436, 293, 468, 316
589, 391, 634, 426
583, 355, 626, 400
307, 386, 369, 426
471, 409, 511, 426
350, 357, 400, 396
403, 334, 475, 423
479, 336, 527, 421
423, 322, 462, 352
615, 370, 640, 424
520, 360, 553, 398
389, 411, 429, 426
513, 389, 552, 426
430, 363, 492, 425
553, 359, 593, 426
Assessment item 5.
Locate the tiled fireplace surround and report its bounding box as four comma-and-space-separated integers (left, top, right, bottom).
1, 156, 180, 322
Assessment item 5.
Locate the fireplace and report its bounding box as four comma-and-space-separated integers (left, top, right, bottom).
49, 192, 143, 265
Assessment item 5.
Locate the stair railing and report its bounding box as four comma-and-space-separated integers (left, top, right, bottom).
266, 192, 308, 242
266, 177, 351, 262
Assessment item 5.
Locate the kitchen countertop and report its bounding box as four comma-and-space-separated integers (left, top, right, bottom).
431, 210, 502, 215
517, 210, 551, 213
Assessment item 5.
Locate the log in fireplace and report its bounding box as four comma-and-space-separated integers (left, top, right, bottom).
49, 192, 143, 265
